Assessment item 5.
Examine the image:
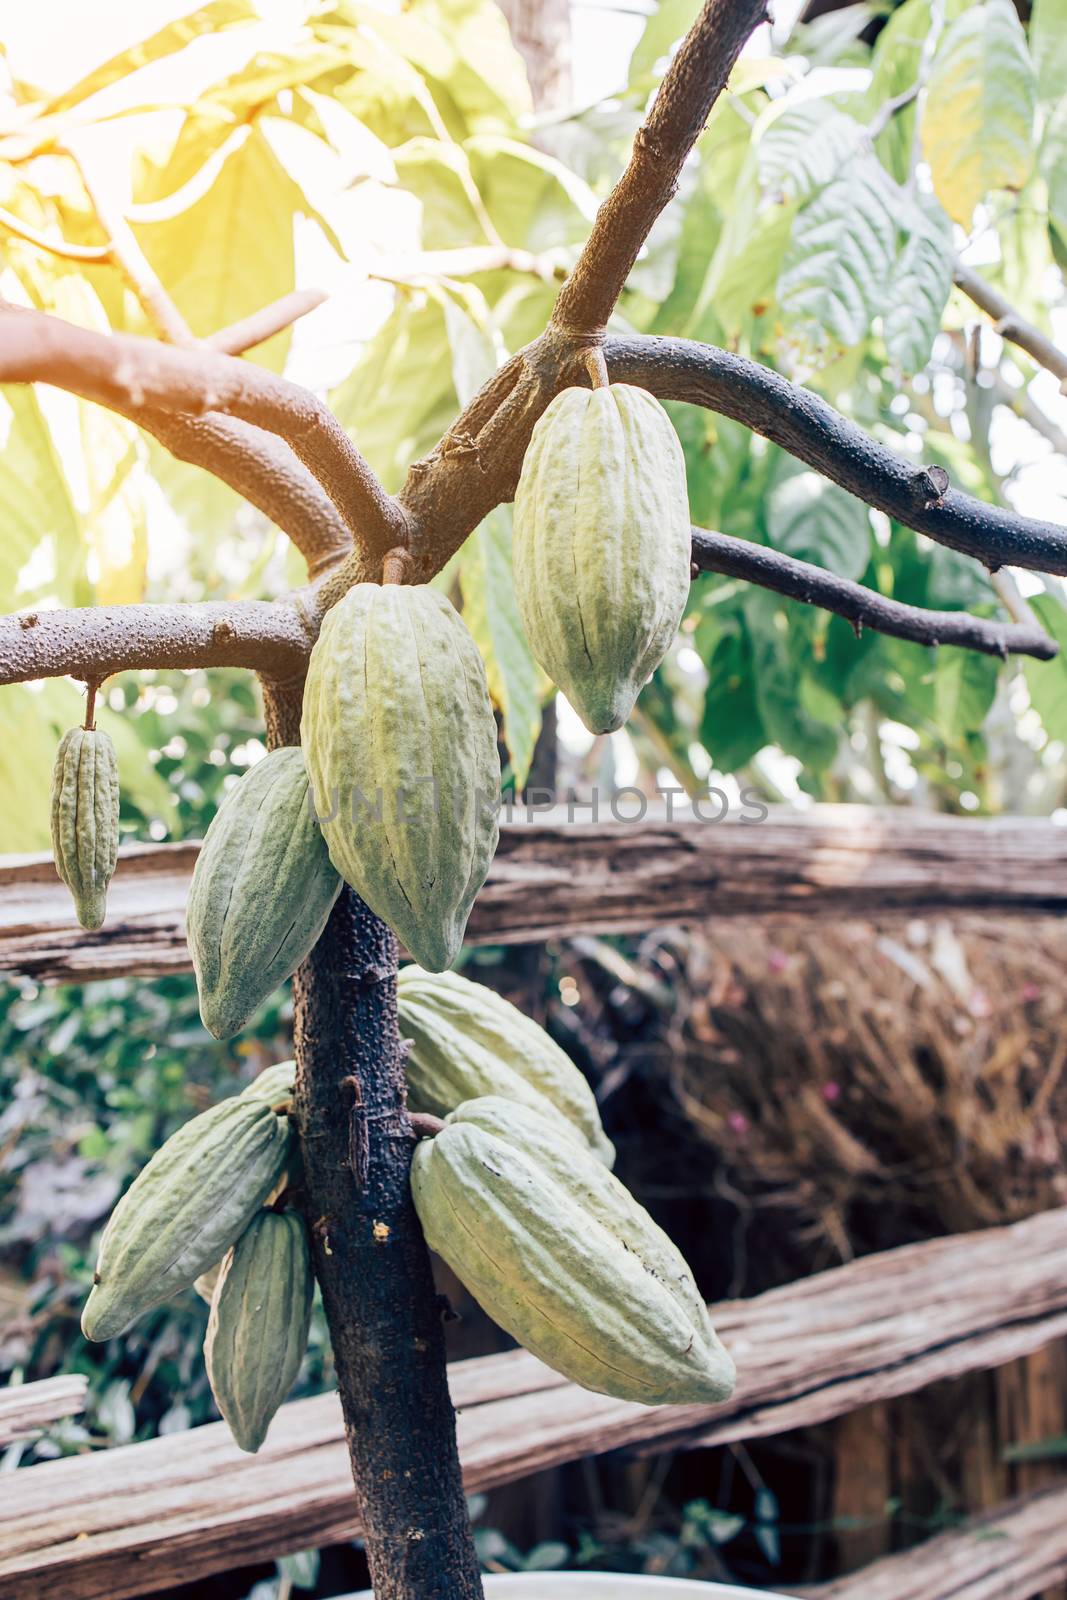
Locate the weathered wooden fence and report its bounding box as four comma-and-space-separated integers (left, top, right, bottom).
3, 806, 1067, 1598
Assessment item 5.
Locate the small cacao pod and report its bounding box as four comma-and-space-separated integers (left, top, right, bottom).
187, 747, 341, 1039
239, 1060, 296, 1106
82, 1096, 292, 1341
410, 1097, 734, 1406
50, 725, 120, 930
512, 384, 691, 734
205, 1209, 313, 1453
398, 965, 614, 1165
301, 583, 501, 972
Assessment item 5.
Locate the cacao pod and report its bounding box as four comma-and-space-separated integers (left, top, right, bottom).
512, 384, 691, 734
50, 725, 120, 930
240, 1060, 296, 1106
398, 964, 614, 1165
205, 1209, 313, 1453
187, 747, 341, 1039
301, 582, 500, 971
82, 1096, 292, 1341
411, 1096, 735, 1407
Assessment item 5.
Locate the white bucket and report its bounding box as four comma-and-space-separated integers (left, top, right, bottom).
345, 1576, 792, 1597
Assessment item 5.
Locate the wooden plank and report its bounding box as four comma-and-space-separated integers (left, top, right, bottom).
4, 805, 1067, 983
800, 1481, 1067, 1599
0, 1377, 87, 1447
2, 1206, 1065, 1599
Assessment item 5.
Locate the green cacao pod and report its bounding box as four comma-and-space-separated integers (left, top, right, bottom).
301, 582, 501, 972
411, 1097, 734, 1406
82, 1096, 293, 1341
187, 747, 341, 1039
239, 1060, 296, 1106
513, 384, 691, 735
50, 725, 120, 930
205, 1209, 313, 1453
398, 965, 614, 1166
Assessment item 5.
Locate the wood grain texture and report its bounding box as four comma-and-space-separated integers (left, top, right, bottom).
0, 1377, 87, 1446
3, 1206, 1065, 1598
801, 1481, 1067, 1599
5, 806, 1067, 983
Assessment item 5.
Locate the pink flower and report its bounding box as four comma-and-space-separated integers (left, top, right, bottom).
768, 950, 788, 974
1020, 983, 1042, 1003
823, 1081, 841, 1102
727, 1111, 749, 1135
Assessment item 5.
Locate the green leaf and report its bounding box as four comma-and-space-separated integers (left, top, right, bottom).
460, 508, 541, 788
883, 196, 954, 371
1024, 592, 1067, 740
921, 0, 1036, 225
868, 0, 932, 184
1030, 0, 1067, 107
466, 135, 597, 250
133, 125, 302, 369
746, 591, 840, 771
766, 470, 872, 582
700, 620, 767, 773
393, 137, 484, 249
932, 646, 999, 739
759, 103, 863, 201
1040, 95, 1067, 245
778, 158, 901, 359
331, 298, 456, 491
0, 386, 86, 611
629, 0, 703, 93
47, 0, 260, 116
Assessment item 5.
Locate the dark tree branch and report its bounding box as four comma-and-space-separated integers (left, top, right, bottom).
607, 335, 1067, 576
691, 527, 1058, 659
954, 262, 1067, 387
0, 601, 313, 686
0, 305, 407, 562
550, 0, 769, 333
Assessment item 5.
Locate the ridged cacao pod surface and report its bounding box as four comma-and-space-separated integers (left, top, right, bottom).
82, 1097, 292, 1340
187, 747, 341, 1039
398, 965, 614, 1165
240, 1060, 296, 1105
205, 1209, 313, 1453
411, 1096, 735, 1406
50, 725, 120, 929
513, 384, 691, 734
301, 583, 501, 971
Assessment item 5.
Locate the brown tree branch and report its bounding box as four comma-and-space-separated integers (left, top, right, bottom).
0, 601, 312, 686
691, 527, 1058, 659
607, 334, 1067, 576
954, 262, 1067, 387
0, 304, 406, 561
206, 289, 329, 356
550, 0, 769, 333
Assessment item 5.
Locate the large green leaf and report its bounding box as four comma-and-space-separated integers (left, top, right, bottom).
745, 591, 840, 771
393, 137, 485, 248
883, 195, 954, 371
699, 616, 767, 773
133, 124, 303, 367
628, 0, 703, 94
1024, 592, 1067, 740
867, 0, 932, 184
759, 103, 862, 200
0, 386, 86, 611
921, 0, 1036, 225
466, 136, 597, 250
1031, 0, 1067, 107
459, 508, 541, 788
766, 470, 872, 582
778, 157, 901, 359
932, 646, 999, 739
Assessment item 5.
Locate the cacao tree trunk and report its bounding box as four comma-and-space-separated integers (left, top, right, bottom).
264, 679, 483, 1599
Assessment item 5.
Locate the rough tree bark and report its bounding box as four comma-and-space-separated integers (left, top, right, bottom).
265, 684, 482, 1598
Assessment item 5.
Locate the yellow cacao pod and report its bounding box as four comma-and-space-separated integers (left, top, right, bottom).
301, 583, 501, 971
50, 726, 120, 930
82, 1096, 293, 1341
398, 964, 614, 1165
187, 747, 341, 1039
411, 1097, 735, 1406
513, 384, 691, 734
205, 1209, 313, 1453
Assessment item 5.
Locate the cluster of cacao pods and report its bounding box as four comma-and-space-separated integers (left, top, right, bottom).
82, 1061, 313, 1454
